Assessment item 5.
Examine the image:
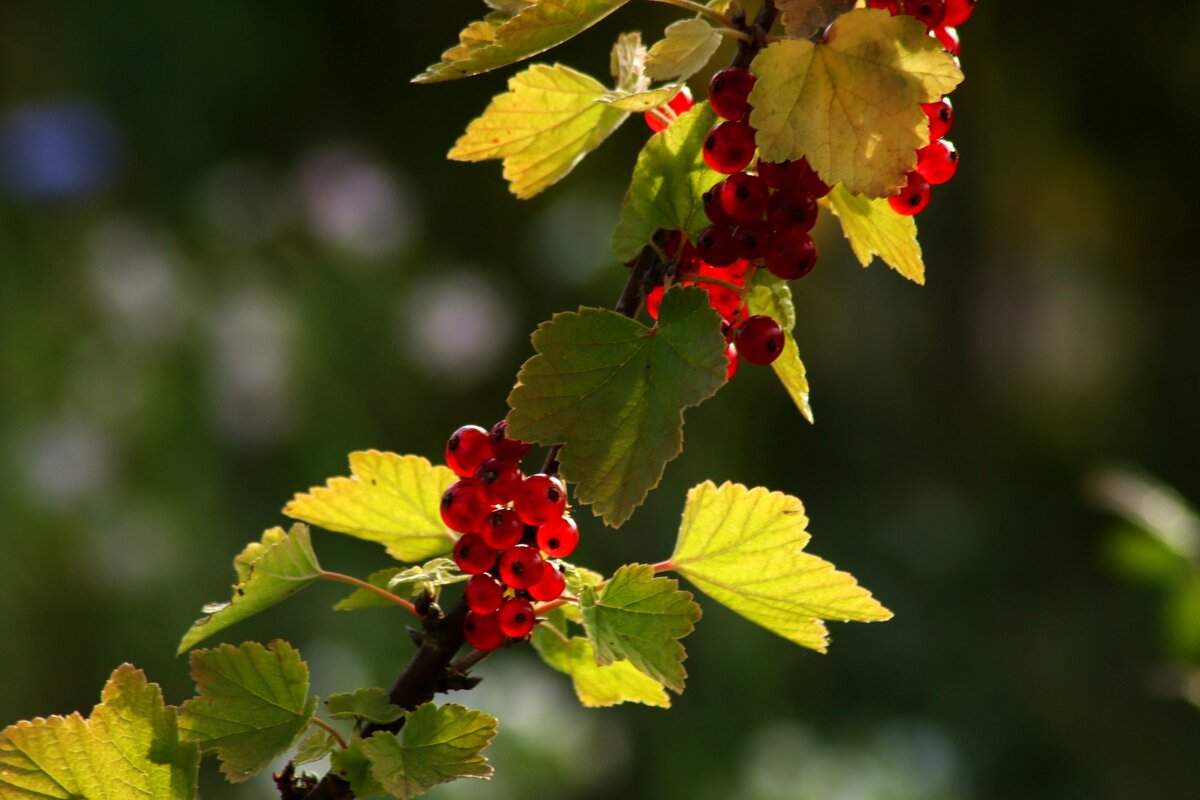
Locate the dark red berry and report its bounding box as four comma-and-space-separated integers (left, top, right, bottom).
645, 285, 664, 320
446, 425, 493, 478
868, 0, 899, 11
453, 533, 497, 575
756, 160, 790, 189
703, 121, 756, 174
943, 0, 974, 27
708, 68, 757, 121
916, 139, 958, 184
695, 261, 746, 321
736, 315, 785, 366
765, 228, 818, 281
488, 420, 531, 462
888, 171, 932, 216
766, 190, 818, 232
528, 563, 566, 602
932, 25, 960, 55
922, 97, 954, 142
717, 173, 770, 222
464, 611, 505, 651
537, 515, 579, 559
902, 0, 946, 28
643, 85, 694, 133
697, 225, 739, 267
482, 507, 525, 550
791, 158, 832, 198
473, 457, 523, 505
702, 185, 736, 226
731, 221, 773, 261
724, 341, 739, 381
499, 544, 545, 590
514, 473, 567, 526
440, 479, 491, 534
498, 596, 536, 638
465, 573, 505, 614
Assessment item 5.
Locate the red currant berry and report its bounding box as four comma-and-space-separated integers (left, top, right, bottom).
499, 544, 545, 590
922, 97, 954, 142
888, 171, 932, 216
445, 425, 493, 478
766, 190, 818, 232
453, 533, 498, 575
514, 473, 567, 526
464, 611, 505, 651
498, 596, 537, 638
736, 315, 785, 366
765, 228, 818, 281
483, 507, 525, 550
916, 138, 958, 185
473, 457, 522, 505
717, 173, 770, 222
703, 121, 756, 174
708, 68, 757, 121
943, 0, 974, 27
645, 285, 664, 321
488, 420, 531, 462
902, 0, 946, 28
697, 225, 739, 267
756, 160, 790, 189
465, 573, 505, 614
731, 221, 773, 261
703, 185, 736, 226
440, 479, 491, 534
724, 341, 739, 381
868, 0, 899, 11
537, 515, 579, 559
643, 85, 694, 132
791, 158, 832, 198
528, 563, 566, 602
932, 25, 960, 55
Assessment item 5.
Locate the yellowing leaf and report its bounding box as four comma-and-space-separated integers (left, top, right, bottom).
0, 665, 199, 799
825, 184, 925, 284
777, 0, 855, 40
531, 625, 670, 708
745, 272, 814, 423
600, 84, 686, 113
449, 63, 628, 199
506, 286, 727, 527
415, 0, 632, 83
610, 31, 649, 94
178, 524, 322, 654
749, 8, 963, 197
179, 641, 318, 783
285, 451, 457, 563
362, 704, 497, 800
669, 481, 892, 652
644, 19, 722, 81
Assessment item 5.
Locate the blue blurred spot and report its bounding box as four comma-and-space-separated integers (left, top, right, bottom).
0, 101, 121, 199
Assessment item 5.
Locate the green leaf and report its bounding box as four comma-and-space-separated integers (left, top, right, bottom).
670, 481, 892, 652
0, 665, 199, 799
579, 564, 699, 692
611, 102, 721, 262
179, 640, 318, 783
745, 271, 814, 422
178, 524, 322, 654
331, 738, 387, 798
600, 84, 686, 113
285, 451, 457, 563
610, 31, 649, 94
388, 558, 469, 598
334, 568, 404, 611
507, 286, 727, 527
448, 63, 629, 200
825, 184, 925, 284
326, 688, 404, 725
563, 563, 605, 597
293, 730, 339, 766
748, 8, 963, 197
361, 704, 498, 799
531, 623, 670, 708
777, 0, 855, 40
415, 0, 633, 83
644, 19, 722, 81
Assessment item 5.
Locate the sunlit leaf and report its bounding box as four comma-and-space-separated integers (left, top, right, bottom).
531, 613, 670, 708
745, 272, 814, 423
825, 184, 925, 283
361, 704, 498, 800
644, 19, 722, 81
777, 0, 855, 40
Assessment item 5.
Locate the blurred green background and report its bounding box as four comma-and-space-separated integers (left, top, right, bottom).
2, 1, 1199, 798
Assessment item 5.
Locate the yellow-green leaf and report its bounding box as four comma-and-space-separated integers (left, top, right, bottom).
0, 665, 199, 799
824, 184, 925, 284
610, 31, 649, 94
333, 567, 403, 611
506, 286, 727, 527
777, 0, 855, 40
644, 19, 722, 81
326, 688, 403, 725
748, 8, 963, 197
745, 271, 814, 422
361, 704, 497, 800
531, 624, 670, 708
600, 84, 686, 113
669, 481, 892, 652
284, 451, 457, 563
293, 730, 338, 766
415, 0, 633, 83
449, 63, 628, 199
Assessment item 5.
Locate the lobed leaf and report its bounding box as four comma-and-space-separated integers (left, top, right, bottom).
331, 739, 387, 798
361, 704, 498, 800
745, 272, 814, 422
776, 0, 856, 40
293, 730, 339, 766
670, 481, 892, 652
326, 688, 404, 725
644, 19, 722, 81
531, 620, 670, 708
506, 286, 727, 527
824, 184, 925, 284
284, 451, 457, 563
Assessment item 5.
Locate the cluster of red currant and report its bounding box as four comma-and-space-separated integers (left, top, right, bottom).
871, 0, 976, 215
440, 422, 575, 651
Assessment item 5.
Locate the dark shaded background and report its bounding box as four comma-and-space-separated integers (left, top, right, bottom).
2, 2, 1198, 798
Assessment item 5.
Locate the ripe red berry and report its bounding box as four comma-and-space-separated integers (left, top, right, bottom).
765, 228, 818, 281
697, 225, 739, 267
902, 0, 946, 28
694, 261, 746, 321
791, 158, 832, 198
916, 139, 958, 184
453, 533, 498, 575
499, 544, 545, 590
708, 68, 757, 121
703, 121, 756, 174
868, 0, 899, 11
724, 341, 739, 381
446, 425, 493, 478
440, 479, 492, 534
888, 171, 932, 216
932, 25, 960, 56
482, 507, 525, 550
922, 97, 954, 142
717, 173, 770, 222
464, 611, 506, 651
756, 160, 789, 189
488, 420, 531, 462
473, 457, 522, 504
702, 185, 737, 226
731, 221, 773, 260
942, 0, 975, 27
766, 190, 818, 232
527, 563, 566, 602
537, 515, 579, 559
643, 85, 694, 132
645, 285, 664, 321
736, 315, 785, 366
498, 596, 537, 638
465, 573, 505, 614
514, 473, 567, 526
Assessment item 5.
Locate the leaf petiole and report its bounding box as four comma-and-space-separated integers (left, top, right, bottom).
647, 0, 737, 28
310, 716, 349, 750
318, 570, 420, 617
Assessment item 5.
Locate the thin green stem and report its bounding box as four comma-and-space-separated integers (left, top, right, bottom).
535, 619, 572, 645
318, 570, 419, 617
648, 0, 735, 27
310, 717, 349, 750
715, 26, 754, 43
